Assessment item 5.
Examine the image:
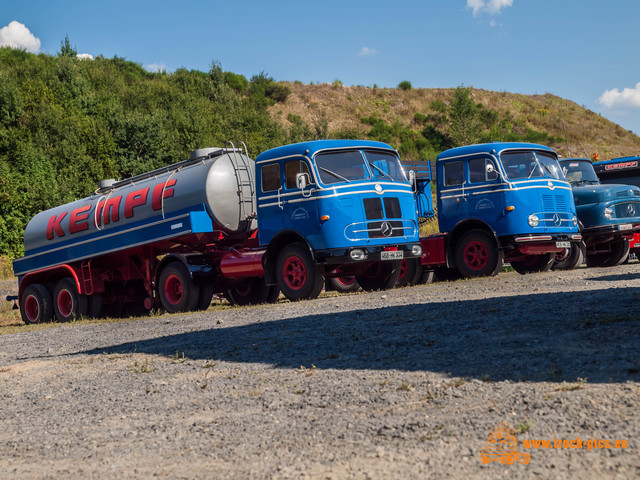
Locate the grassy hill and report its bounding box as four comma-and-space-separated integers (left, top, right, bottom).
268, 82, 640, 161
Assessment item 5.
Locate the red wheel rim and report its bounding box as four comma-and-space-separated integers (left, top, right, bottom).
463, 241, 489, 270
25, 295, 40, 322
282, 256, 306, 291
164, 274, 183, 306
57, 289, 73, 317
336, 276, 355, 286
398, 259, 408, 280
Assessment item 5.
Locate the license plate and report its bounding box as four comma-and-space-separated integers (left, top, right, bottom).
618, 224, 632, 231
381, 251, 404, 260
556, 241, 570, 248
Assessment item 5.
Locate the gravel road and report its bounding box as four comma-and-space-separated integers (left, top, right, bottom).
0, 264, 639, 479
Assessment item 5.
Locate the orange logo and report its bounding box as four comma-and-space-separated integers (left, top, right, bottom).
479, 422, 530, 465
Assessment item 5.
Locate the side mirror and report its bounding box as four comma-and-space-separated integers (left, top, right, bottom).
486, 164, 495, 174
486, 163, 499, 181
296, 173, 309, 190
409, 170, 416, 189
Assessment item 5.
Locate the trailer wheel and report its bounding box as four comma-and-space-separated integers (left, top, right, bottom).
454, 230, 503, 278
510, 253, 555, 274
276, 243, 324, 301
158, 263, 200, 313
224, 278, 271, 306
326, 276, 361, 293
20, 284, 53, 324
586, 238, 630, 267
552, 241, 585, 270
355, 260, 401, 291
53, 278, 88, 322
416, 269, 435, 285
195, 282, 215, 311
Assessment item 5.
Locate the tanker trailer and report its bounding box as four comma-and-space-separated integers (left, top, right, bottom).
12, 143, 274, 323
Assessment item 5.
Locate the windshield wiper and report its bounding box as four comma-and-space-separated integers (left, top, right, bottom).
368, 162, 394, 182
319, 167, 350, 183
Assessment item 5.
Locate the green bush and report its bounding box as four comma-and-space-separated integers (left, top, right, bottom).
398, 81, 412, 91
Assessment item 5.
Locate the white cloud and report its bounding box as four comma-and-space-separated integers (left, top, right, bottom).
145, 63, 167, 73
467, 0, 513, 16
358, 46, 377, 56
0, 21, 41, 53
599, 82, 640, 109
77, 53, 94, 60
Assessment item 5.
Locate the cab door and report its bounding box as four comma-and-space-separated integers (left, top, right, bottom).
437, 159, 468, 233
281, 158, 320, 244
257, 161, 284, 245
466, 156, 504, 228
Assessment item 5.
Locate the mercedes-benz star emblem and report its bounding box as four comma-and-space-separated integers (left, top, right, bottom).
380, 221, 393, 237
627, 204, 636, 216
553, 213, 562, 226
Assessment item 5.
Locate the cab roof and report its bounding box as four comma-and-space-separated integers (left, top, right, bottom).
255, 139, 395, 162
437, 142, 555, 162
593, 155, 640, 166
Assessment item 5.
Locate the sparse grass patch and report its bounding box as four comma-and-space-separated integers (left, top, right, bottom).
516, 420, 534, 433
556, 377, 587, 392
397, 382, 414, 392
129, 358, 156, 374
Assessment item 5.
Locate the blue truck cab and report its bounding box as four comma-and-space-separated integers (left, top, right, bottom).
431, 142, 582, 276
255, 140, 422, 299
559, 158, 640, 267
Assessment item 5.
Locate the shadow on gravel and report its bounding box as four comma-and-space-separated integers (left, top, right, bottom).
587, 271, 640, 282
78, 287, 640, 384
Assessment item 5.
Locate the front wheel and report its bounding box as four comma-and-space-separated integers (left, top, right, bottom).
355, 261, 401, 291
158, 263, 200, 313
586, 238, 630, 267
454, 230, 503, 278
510, 253, 555, 274
395, 258, 423, 288
276, 243, 324, 301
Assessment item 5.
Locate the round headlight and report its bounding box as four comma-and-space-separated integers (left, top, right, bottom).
604, 207, 614, 219
528, 214, 539, 227
350, 249, 366, 261
411, 244, 422, 256
572, 215, 578, 227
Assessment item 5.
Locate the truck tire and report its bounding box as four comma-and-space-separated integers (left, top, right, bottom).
158, 263, 200, 313
326, 276, 361, 293
416, 269, 435, 285
396, 258, 423, 287
586, 238, 630, 268
454, 230, 503, 278
88, 293, 102, 318
195, 282, 215, 311
510, 253, 555, 274
53, 278, 88, 322
355, 260, 401, 291
552, 241, 585, 270
266, 285, 281, 303
276, 243, 324, 301
224, 278, 271, 306
20, 284, 53, 324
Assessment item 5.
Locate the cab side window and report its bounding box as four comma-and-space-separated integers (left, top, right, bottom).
443, 161, 464, 186
261, 163, 281, 192
469, 158, 498, 183
285, 160, 311, 189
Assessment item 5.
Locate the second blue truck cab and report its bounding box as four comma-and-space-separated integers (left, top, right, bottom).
411, 142, 583, 277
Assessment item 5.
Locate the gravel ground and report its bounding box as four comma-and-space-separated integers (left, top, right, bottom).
0, 264, 639, 479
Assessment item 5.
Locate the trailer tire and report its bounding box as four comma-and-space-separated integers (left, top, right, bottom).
510, 253, 555, 274
195, 282, 215, 311
355, 260, 401, 291
552, 241, 585, 270
53, 278, 88, 322
416, 269, 435, 285
326, 276, 361, 293
276, 243, 324, 301
88, 294, 102, 318
20, 284, 54, 324
224, 278, 271, 306
586, 238, 630, 268
454, 230, 503, 278
158, 263, 200, 313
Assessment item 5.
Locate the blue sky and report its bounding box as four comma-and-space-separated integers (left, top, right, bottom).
3, 0, 640, 141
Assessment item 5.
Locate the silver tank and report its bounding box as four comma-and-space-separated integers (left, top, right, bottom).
23, 147, 256, 254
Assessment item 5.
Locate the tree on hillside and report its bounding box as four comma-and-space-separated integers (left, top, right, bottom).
448, 86, 481, 147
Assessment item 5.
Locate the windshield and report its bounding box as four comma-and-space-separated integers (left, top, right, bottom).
501, 151, 566, 181
561, 160, 600, 186
363, 150, 407, 182
315, 151, 369, 184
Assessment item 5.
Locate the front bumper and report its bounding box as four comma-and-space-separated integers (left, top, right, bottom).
315, 243, 422, 265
